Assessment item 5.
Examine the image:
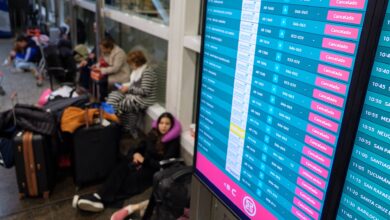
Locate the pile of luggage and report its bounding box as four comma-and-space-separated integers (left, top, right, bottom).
0, 83, 121, 198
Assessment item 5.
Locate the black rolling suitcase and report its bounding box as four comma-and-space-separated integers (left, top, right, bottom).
73, 83, 120, 187
14, 131, 56, 199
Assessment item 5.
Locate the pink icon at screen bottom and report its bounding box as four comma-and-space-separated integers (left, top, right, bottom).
243, 196, 257, 217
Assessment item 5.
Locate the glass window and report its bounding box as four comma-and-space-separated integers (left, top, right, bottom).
76, 8, 96, 47
104, 18, 168, 106
105, 0, 170, 25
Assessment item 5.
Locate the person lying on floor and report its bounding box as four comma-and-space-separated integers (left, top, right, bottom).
72, 112, 181, 212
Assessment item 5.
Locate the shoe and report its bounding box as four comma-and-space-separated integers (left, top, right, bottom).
72, 195, 80, 208
0, 86, 5, 96
77, 193, 104, 212
110, 200, 149, 220
110, 208, 130, 220
138, 200, 149, 217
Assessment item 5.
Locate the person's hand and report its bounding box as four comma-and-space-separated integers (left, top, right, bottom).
79, 60, 88, 67
120, 86, 129, 93
90, 70, 102, 81
132, 153, 144, 164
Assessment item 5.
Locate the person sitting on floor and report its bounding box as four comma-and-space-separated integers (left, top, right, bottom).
11, 35, 43, 86
72, 112, 181, 213
106, 50, 157, 138
90, 37, 130, 100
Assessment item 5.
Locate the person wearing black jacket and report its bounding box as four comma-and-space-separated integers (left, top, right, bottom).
72, 112, 181, 212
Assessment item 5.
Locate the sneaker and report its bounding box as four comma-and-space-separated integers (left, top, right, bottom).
72, 195, 80, 208
0, 86, 5, 96
77, 193, 104, 212
138, 200, 149, 217
110, 208, 130, 220
110, 200, 149, 220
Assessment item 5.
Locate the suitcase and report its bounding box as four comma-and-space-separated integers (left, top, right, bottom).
14, 131, 56, 199
72, 122, 120, 187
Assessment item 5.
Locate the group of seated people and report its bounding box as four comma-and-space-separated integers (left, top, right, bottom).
78, 36, 158, 138
5, 27, 174, 219
5, 26, 157, 139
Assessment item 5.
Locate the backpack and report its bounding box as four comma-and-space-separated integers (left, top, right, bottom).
148, 162, 193, 220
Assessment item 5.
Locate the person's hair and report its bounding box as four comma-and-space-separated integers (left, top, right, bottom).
16, 35, 28, 43
157, 112, 175, 134
127, 50, 147, 68
154, 112, 175, 154
99, 37, 115, 49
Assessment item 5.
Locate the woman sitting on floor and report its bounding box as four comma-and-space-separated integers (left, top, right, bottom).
106, 50, 157, 138
72, 112, 181, 213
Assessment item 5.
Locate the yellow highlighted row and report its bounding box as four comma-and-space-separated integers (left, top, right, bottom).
230, 123, 245, 139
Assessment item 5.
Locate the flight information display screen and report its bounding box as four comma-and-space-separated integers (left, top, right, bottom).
195, 0, 371, 219
336, 4, 390, 220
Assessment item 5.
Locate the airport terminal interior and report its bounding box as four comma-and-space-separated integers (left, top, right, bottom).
0, 0, 389, 220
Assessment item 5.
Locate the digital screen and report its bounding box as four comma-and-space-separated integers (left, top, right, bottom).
336, 4, 390, 220
195, 0, 371, 219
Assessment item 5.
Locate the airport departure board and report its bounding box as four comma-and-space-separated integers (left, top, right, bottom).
195, 0, 374, 219
336, 4, 390, 220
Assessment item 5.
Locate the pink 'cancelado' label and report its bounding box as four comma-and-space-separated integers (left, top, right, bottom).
324, 24, 359, 39
327, 10, 362, 25
329, 0, 366, 9
295, 186, 322, 210
300, 157, 329, 179
297, 176, 325, 200
309, 112, 339, 133
307, 124, 337, 145
292, 206, 311, 220
303, 146, 331, 168
313, 89, 345, 108
315, 77, 347, 95
322, 37, 356, 54
305, 135, 334, 156
317, 64, 350, 82
311, 101, 341, 120
293, 197, 320, 220
320, 51, 353, 68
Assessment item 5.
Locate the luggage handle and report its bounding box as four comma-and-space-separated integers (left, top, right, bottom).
10, 92, 19, 126
84, 103, 104, 128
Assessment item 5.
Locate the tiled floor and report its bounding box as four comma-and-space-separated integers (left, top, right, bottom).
0, 39, 150, 220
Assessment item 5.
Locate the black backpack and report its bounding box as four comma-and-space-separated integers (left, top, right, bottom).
146, 161, 192, 220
